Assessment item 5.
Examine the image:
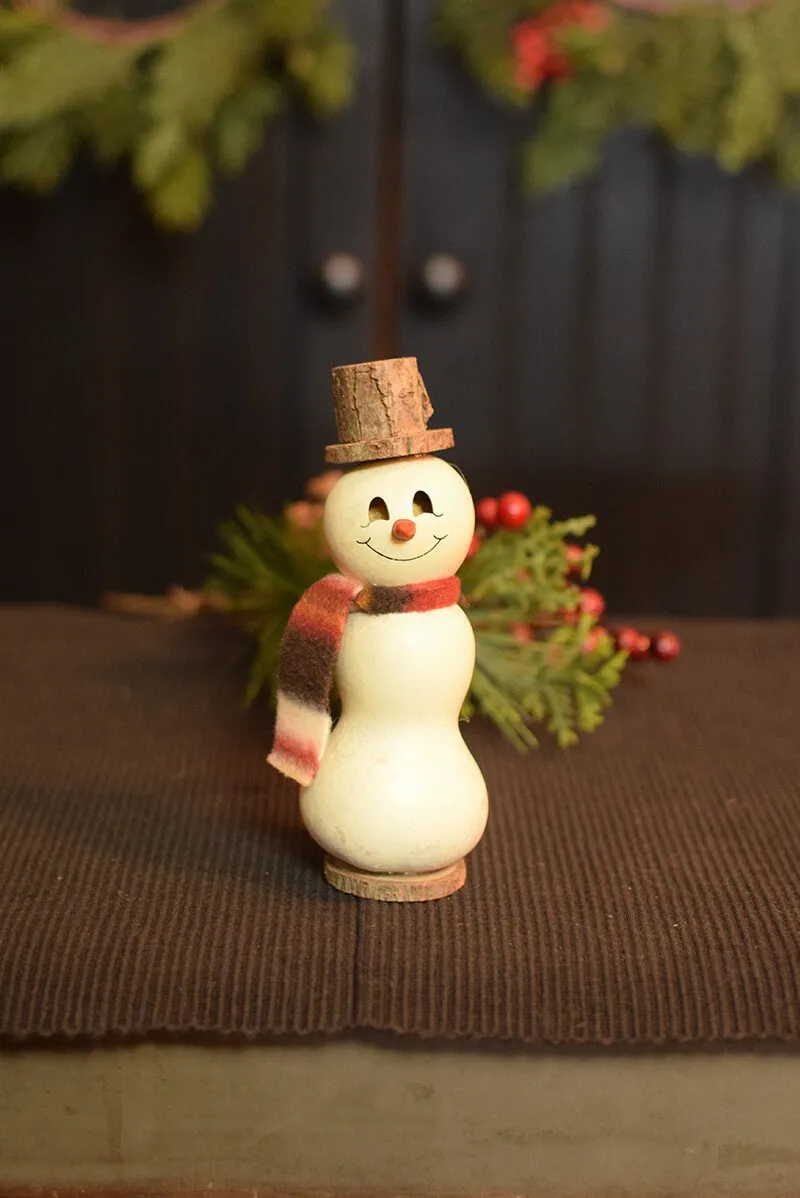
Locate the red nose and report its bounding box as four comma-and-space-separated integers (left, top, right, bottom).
392, 518, 416, 542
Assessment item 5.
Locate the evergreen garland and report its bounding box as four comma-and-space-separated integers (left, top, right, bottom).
436, 0, 800, 193
1, 0, 796, 225
0, 0, 353, 229
205, 480, 627, 752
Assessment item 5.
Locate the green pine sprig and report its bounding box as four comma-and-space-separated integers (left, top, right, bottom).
467, 619, 626, 750
0, 0, 354, 229
208, 504, 330, 704
460, 505, 623, 748
206, 499, 626, 750
436, 0, 800, 195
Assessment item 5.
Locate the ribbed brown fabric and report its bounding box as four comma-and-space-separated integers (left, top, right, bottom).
0, 606, 798, 1045
0, 607, 357, 1040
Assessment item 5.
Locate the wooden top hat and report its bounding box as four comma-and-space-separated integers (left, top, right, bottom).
325, 357, 454, 465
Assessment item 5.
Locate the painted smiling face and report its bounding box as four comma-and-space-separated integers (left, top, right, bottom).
323, 456, 475, 586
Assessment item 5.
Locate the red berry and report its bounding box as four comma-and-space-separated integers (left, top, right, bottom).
634, 634, 651, 659
497, 491, 532, 529
510, 621, 533, 644
466, 532, 481, 559
615, 626, 650, 660
651, 630, 681, 662
564, 543, 584, 574
578, 587, 605, 618
511, 21, 550, 90
475, 497, 499, 530
565, 0, 609, 33
581, 626, 607, 654
615, 626, 638, 653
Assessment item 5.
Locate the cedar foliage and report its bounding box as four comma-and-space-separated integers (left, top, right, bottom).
0, 0, 353, 228
2, 0, 796, 224
436, 0, 800, 193
207, 499, 627, 751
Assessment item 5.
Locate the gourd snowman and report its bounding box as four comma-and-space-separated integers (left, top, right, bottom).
269, 357, 488, 901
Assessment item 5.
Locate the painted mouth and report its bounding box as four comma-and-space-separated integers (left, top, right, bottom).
355, 534, 448, 561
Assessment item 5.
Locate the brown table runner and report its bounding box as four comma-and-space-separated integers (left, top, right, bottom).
0, 606, 798, 1045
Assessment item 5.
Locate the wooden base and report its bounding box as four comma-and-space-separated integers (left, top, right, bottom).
323, 855, 467, 902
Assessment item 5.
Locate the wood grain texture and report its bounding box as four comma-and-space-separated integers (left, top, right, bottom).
396, 47, 796, 616
398, 0, 520, 498
4, 1190, 763, 1198
765, 197, 800, 616
0, 1189, 563, 1197
1, 0, 799, 615
324, 855, 466, 901
326, 357, 453, 461
0, 142, 293, 601
281, 0, 387, 487
331, 357, 433, 441
0, 0, 382, 605
326, 428, 454, 464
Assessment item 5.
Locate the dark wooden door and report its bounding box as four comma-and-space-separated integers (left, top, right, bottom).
2, 0, 799, 616
0, 0, 385, 605
398, 0, 800, 617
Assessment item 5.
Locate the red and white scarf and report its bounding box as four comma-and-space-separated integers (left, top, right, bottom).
268, 573, 461, 786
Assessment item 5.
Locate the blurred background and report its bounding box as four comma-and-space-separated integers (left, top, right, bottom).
2, 0, 799, 616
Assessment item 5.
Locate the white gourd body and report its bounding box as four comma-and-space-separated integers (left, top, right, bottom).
300, 603, 488, 873
299, 454, 489, 877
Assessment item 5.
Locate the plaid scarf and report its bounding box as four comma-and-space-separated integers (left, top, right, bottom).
268, 573, 461, 786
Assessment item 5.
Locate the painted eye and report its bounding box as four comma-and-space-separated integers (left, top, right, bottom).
413, 490, 434, 515
368, 497, 390, 522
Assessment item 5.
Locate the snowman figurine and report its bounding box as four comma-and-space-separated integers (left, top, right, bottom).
268, 358, 488, 901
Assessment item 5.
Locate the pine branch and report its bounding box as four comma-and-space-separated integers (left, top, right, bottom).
205, 499, 626, 749
437, 0, 800, 195
0, 0, 354, 228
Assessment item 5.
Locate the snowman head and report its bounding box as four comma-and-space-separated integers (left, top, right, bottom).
323, 456, 475, 586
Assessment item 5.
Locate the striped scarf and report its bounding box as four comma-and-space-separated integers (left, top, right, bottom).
268, 573, 461, 787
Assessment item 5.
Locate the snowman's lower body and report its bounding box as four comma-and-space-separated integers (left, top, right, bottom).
300, 720, 488, 902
